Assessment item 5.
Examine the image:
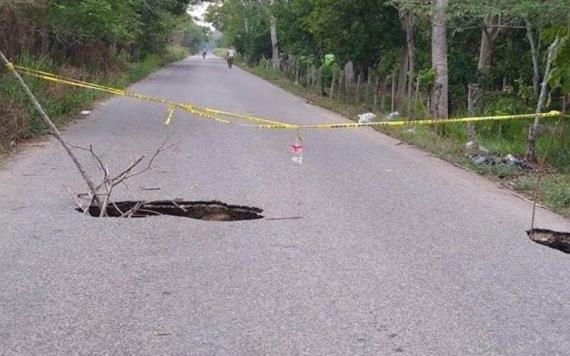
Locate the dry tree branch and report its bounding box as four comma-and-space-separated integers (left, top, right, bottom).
111, 202, 125, 216
66, 187, 89, 213
117, 135, 177, 183
136, 208, 163, 216
171, 200, 188, 212
110, 156, 145, 186
71, 136, 177, 217
123, 201, 145, 218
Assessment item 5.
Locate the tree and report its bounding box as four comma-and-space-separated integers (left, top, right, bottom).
431, 0, 448, 119
304, 0, 401, 69
388, 0, 430, 110
513, 0, 570, 97
525, 35, 561, 162
265, 0, 280, 69
0, 0, 203, 64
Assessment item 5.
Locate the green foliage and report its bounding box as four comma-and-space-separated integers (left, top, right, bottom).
417, 68, 435, 87
206, 0, 271, 63
0, 0, 209, 63
274, 0, 319, 58
376, 47, 401, 77
48, 0, 142, 45
210, 0, 402, 69
549, 32, 570, 94
0, 0, 212, 153
304, 0, 402, 68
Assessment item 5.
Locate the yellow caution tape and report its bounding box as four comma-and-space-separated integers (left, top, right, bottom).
202, 107, 295, 127
13, 65, 290, 127
16, 66, 123, 93
252, 111, 563, 130
165, 105, 176, 125
9, 64, 565, 130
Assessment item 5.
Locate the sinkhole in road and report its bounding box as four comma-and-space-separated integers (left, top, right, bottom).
527, 229, 570, 254
79, 200, 264, 221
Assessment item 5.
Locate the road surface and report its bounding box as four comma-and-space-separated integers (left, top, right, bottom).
1, 55, 569, 355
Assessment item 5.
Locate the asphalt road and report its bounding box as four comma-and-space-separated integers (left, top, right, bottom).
1, 55, 569, 355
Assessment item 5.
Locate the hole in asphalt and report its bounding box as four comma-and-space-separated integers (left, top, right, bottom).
79, 200, 264, 221
527, 229, 570, 254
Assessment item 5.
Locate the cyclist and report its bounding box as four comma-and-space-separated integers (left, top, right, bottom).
227, 48, 236, 69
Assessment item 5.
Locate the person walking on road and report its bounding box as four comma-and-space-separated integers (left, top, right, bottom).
202, 47, 207, 59
227, 48, 236, 69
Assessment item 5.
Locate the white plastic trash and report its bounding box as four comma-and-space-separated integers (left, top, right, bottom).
385, 111, 400, 121
358, 112, 377, 124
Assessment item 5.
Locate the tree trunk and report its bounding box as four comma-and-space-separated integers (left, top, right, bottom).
396, 46, 408, 109
431, 0, 449, 120
400, 10, 416, 105
525, 19, 541, 98
381, 75, 390, 113
269, 5, 279, 70
406, 27, 415, 104
414, 77, 420, 105
477, 30, 493, 76
525, 36, 560, 162
477, 9, 501, 76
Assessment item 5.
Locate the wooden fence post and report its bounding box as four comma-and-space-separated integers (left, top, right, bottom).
373, 75, 379, 112
467, 83, 479, 143
391, 73, 396, 113
338, 70, 344, 102
330, 70, 336, 99
356, 72, 362, 103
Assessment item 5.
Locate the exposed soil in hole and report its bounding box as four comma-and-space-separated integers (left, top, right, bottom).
80, 200, 263, 221
527, 229, 570, 254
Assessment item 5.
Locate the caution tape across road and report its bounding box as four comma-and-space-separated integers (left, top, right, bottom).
253, 111, 563, 130
11, 65, 293, 127
5, 63, 565, 130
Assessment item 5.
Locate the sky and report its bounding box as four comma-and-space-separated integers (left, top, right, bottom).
188, 2, 215, 31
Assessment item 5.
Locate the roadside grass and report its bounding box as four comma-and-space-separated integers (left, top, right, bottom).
242, 63, 570, 219
0, 45, 189, 156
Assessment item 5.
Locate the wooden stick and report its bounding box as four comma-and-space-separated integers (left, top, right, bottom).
391, 73, 396, 113
466, 83, 479, 144
330, 70, 336, 99
373, 75, 379, 112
